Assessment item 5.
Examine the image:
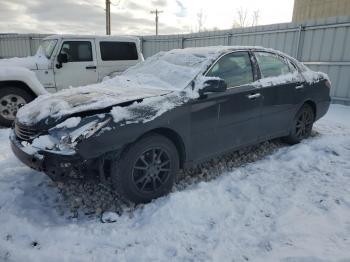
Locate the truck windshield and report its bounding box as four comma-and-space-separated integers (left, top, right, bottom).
39, 39, 57, 58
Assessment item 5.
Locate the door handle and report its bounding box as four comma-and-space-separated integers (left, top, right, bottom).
86, 66, 97, 69
247, 93, 261, 100
295, 85, 304, 90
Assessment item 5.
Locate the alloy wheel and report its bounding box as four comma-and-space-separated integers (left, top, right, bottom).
295, 109, 313, 139
132, 147, 171, 194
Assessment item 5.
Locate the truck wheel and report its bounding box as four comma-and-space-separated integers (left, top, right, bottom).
110, 134, 179, 204
0, 87, 34, 127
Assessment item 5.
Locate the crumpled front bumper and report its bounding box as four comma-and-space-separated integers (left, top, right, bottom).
10, 130, 82, 175
10, 131, 45, 171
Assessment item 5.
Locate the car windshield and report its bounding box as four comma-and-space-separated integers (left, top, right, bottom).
122, 48, 221, 90
38, 39, 58, 58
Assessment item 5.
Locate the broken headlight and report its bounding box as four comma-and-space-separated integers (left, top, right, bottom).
51, 117, 112, 149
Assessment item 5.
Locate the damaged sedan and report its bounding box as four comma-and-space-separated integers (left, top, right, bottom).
10, 46, 331, 204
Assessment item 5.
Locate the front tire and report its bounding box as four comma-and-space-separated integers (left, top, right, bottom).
284, 104, 315, 144
0, 87, 34, 127
111, 134, 179, 204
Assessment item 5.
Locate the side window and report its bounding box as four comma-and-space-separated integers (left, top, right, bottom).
207, 52, 254, 87
255, 52, 291, 78
59, 41, 92, 62
100, 41, 138, 61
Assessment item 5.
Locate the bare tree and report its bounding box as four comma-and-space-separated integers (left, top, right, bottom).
233, 8, 261, 28
252, 10, 260, 27
197, 9, 206, 32
237, 7, 248, 28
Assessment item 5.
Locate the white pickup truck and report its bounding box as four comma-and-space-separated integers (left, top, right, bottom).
0, 34, 143, 126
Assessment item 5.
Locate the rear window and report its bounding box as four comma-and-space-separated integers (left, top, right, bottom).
255, 52, 291, 78
100, 41, 138, 61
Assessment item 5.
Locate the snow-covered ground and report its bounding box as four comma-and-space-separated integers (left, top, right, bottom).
0, 104, 350, 262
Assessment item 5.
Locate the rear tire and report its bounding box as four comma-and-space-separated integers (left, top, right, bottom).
283, 104, 315, 145
110, 134, 179, 204
0, 87, 35, 127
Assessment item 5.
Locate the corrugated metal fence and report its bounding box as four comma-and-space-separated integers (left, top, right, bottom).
1, 16, 350, 103
0, 34, 49, 58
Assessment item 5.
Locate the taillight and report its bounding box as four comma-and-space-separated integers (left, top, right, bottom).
325, 80, 331, 89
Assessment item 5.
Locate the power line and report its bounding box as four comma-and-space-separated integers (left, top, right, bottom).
150, 9, 163, 36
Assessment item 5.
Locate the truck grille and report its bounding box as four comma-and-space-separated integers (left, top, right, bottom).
14, 123, 39, 142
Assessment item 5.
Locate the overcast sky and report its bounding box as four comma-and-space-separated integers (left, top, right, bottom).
0, 0, 294, 35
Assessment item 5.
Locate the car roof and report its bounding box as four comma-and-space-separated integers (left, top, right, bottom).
179, 45, 279, 54
44, 34, 139, 42
170, 45, 301, 65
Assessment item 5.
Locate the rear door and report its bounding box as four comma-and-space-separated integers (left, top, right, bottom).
54, 39, 98, 90
206, 51, 262, 153
253, 51, 306, 140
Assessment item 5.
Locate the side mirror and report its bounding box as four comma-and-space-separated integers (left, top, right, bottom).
199, 79, 227, 96
56, 53, 68, 69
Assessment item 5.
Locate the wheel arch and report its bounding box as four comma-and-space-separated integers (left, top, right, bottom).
0, 81, 37, 99
0, 66, 48, 96
303, 100, 317, 119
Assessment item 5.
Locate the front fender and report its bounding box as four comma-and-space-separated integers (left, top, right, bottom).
0, 66, 48, 96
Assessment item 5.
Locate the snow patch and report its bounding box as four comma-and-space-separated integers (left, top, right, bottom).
31, 135, 56, 150
101, 212, 119, 223
253, 71, 302, 87
0, 50, 49, 70
56, 117, 81, 129
302, 70, 330, 84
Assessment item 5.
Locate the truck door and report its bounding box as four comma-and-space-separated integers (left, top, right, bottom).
54, 39, 98, 90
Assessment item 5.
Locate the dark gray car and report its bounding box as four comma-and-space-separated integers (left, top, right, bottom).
10, 46, 331, 204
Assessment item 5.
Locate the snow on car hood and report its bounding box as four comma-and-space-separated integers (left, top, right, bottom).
16, 85, 172, 125
0, 53, 49, 70
0, 56, 38, 70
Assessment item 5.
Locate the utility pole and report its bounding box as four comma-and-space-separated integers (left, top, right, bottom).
150, 9, 163, 36
106, 0, 111, 35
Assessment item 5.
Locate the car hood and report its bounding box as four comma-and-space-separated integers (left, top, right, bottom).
0, 56, 39, 70
0, 53, 51, 70
16, 85, 173, 127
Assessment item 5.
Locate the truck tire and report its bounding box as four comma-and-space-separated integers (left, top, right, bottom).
0, 87, 35, 127
110, 134, 179, 204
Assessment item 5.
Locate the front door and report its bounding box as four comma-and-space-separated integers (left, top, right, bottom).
190, 94, 220, 161
206, 51, 262, 153
54, 40, 98, 90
